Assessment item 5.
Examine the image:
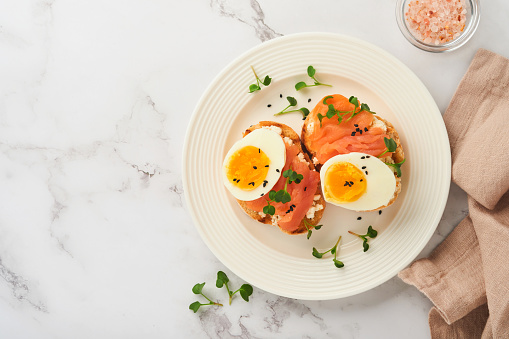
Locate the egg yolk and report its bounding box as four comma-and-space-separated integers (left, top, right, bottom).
226, 146, 270, 190
324, 162, 367, 203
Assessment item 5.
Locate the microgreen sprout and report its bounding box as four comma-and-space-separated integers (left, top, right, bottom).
189, 282, 223, 313
348, 226, 378, 252
312, 236, 344, 268
263, 169, 303, 216
274, 96, 310, 118
216, 271, 253, 305
295, 66, 332, 91
378, 137, 397, 158
318, 96, 375, 127
248, 66, 272, 93
386, 158, 406, 177
303, 219, 322, 240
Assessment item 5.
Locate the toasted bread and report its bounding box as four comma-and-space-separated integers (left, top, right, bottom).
237, 121, 325, 235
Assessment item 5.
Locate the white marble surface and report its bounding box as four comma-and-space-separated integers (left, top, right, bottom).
1, 0, 508, 338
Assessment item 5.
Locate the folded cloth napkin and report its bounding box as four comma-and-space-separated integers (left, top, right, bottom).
399, 49, 509, 339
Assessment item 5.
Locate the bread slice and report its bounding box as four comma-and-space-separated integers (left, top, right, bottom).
237, 121, 325, 235
301, 113, 405, 211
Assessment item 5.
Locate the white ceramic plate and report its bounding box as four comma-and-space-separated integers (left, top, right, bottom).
183, 33, 450, 300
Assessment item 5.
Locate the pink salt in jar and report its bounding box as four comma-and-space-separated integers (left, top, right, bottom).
396, 0, 480, 52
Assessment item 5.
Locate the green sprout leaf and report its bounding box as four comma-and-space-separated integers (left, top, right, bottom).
248, 66, 271, 93
333, 259, 345, 268
317, 114, 324, 127
307, 65, 316, 77
295, 81, 307, 91
249, 84, 261, 93
366, 225, 378, 238
268, 190, 276, 200
295, 65, 332, 90
262, 75, 272, 86
323, 95, 334, 105
189, 301, 201, 313
386, 158, 406, 177
378, 137, 397, 158
239, 284, 253, 302
362, 239, 369, 252
348, 226, 378, 252
360, 103, 376, 114
349, 96, 359, 108
312, 247, 323, 258
287, 96, 297, 106
216, 271, 229, 288
192, 282, 205, 295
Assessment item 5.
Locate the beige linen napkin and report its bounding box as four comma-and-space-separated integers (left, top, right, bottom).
399, 49, 509, 339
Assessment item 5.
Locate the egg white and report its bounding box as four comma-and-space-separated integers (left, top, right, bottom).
223, 128, 286, 201
320, 152, 396, 211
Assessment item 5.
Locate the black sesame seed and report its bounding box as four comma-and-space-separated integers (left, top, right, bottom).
360, 179, 363, 182
351, 132, 356, 136
357, 217, 362, 220
233, 178, 237, 182
308, 98, 312, 103
361, 156, 365, 159
354, 124, 359, 127
365, 171, 368, 175
280, 94, 283, 98
258, 148, 261, 153
366, 156, 370, 158
359, 130, 363, 135
304, 187, 307, 191
267, 104, 272, 108
276, 169, 280, 173
249, 182, 255, 186
261, 193, 264, 196
349, 181, 354, 185
356, 128, 361, 132
364, 127, 368, 132
253, 166, 257, 169
379, 210, 382, 215
265, 165, 269, 167
362, 166, 366, 169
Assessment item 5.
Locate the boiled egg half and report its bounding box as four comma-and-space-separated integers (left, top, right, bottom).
320, 152, 396, 211
223, 128, 286, 201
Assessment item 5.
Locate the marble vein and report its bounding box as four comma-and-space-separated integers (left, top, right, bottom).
210, 0, 282, 42
0, 258, 47, 312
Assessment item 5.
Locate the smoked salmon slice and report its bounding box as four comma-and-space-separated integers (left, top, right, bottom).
305, 94, 392, 164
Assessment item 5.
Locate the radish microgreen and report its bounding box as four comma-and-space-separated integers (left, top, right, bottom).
189, 282, 223, 313
248, 66, 272, 93
318, 96, 375, 126
312, 235, 344, 268
303, 219, 322, 239
216, 271, 253, 305
378, 137, 397, 158
274, 96, 310, 118
348, 226, 378, 252
263, 169, 303, 216
386, 158, 405, 177
295, 66, 332, 91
